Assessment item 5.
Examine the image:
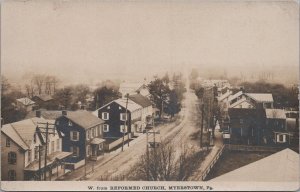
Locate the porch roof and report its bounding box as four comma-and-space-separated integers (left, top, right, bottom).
91, 138, 105, 144
24, 151, 72, 171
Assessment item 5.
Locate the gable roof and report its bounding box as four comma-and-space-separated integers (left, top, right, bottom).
95, 98, 143, 113
114, 98, 143, 112
211, 148, 299, 182
63, 110, 104, 129
265, 109, 286, 119
128, 94, 152, 107
218, 91, 232, 102
1, 124, 29, 150
246, 93, 273, 103
228, 91, 243, 102
26, 110, 63, 120
16, 97, 35, 106
1, 117, 54, 148
229, 97, 254, 108
33, 94, 53, 102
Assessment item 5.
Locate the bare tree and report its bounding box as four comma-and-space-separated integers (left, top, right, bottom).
44, 75, 52, 95
50, 76, 60, 94
32, 75, 45, 95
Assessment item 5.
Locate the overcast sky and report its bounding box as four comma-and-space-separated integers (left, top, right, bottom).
1, 0, 299, 85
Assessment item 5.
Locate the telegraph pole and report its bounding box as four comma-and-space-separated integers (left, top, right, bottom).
122, 94, 129, 151
200, 103, 204, 148
38, 145, 42, 180
37, 122, 56, 181
146, 129, 149, 180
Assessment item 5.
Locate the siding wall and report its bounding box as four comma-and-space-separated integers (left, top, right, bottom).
1, 134, 25, 181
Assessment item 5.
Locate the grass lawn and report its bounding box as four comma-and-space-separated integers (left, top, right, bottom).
205, 150, 275, 181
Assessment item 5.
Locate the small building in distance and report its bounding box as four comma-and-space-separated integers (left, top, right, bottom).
31, 94, 56, 110
16, 97, 36, 112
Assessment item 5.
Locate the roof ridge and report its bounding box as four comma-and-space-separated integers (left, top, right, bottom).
9, 123, 30, 149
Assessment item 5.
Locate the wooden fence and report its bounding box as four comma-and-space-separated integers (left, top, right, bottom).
224, 144, 296, 152
201, 145, 225, 181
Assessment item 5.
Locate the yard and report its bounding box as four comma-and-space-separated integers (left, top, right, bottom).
205, 150, 275, 181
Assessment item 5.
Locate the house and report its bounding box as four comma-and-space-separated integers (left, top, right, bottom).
226, 108, 265, 145
93, 98, 143, 139
25, 110, 63, 120
210, 148, 299, 187
128, 94, 153, 131
31, 94, 56, 110
16, 97, 36, 112
264, 109, 290, 145
56, 110, 105, 169
1, 117, 71, 181
217, 90, 233, 113
228, 91, 274, 109
119, 82, 150, 98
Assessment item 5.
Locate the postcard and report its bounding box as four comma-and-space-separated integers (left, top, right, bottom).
1, 0, 299, 191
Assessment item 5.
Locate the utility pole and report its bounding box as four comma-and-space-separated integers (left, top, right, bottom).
38, 145, 42, 180
37, 122, 56, 181
146, 129, 149, 180
122, 94, 129, 152
200, 103, 204, 148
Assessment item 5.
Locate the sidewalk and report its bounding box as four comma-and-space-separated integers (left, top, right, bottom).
188, 129, 223, 181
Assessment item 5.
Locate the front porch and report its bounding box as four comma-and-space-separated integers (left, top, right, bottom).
24, 151, 72, 181
90, 138, 105, 161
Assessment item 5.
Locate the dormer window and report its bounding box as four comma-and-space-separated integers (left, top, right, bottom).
68, 120, 73, 126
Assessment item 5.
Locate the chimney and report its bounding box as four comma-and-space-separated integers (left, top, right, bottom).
36, 110, 41, 118
62, 110, 67, 116
240, 86, 244, 93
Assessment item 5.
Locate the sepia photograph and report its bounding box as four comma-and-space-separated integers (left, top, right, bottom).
1, 0, 299, 191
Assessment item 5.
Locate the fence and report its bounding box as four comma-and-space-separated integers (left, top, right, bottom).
224, 144, 296, 152
104, 134, 132, 151
201, 145, 225, 181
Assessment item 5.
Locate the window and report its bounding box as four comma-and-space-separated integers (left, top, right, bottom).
102, 112, 109, 120
34, 147, 39, 160
6, 138, 10, 147
120, 125, 128, 133
240, 119, 243, 124
99, 143, 103, 150
68, 120, 73, 126
119, 106, 122, 110
92, 128, 96, 138
56, 139, 60, 151
70, 131, 79, 141
103, 124, 109, 132
86, 130, 91, 140
277, 134, 286, 143
28, 150, 32, 163
120, 113, 128, 121
51, 141, 55, 153
70, 146, 79, 157
8, 170, 16, 181
8, 152, 17, 164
